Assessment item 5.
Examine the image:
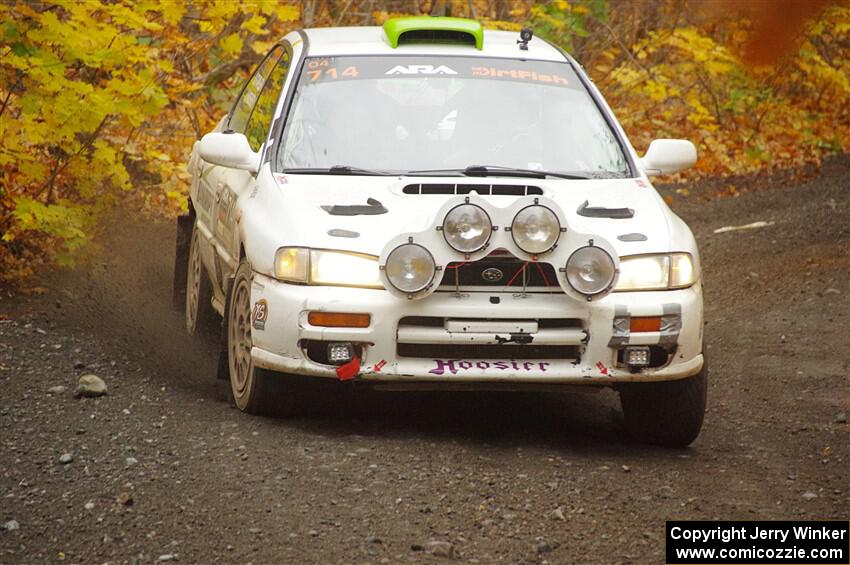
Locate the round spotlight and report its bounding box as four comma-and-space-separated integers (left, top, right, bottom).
385, 243, 436, 293
511, 205, 561, 254
442, 204, 492, 253
565, 246, 616, 296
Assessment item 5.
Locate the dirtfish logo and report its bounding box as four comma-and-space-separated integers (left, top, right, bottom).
386, 65, 458, 75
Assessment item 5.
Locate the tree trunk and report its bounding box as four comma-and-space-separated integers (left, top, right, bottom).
302, 0, 316, 26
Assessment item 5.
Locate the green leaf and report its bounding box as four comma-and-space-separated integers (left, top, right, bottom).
11, 42, 36, 57
2, 22, 20, 40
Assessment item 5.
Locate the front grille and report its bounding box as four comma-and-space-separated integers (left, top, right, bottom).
397, 343, 581, 360
398, 316, 583, 329
396, 316, 584, 361
402, 183, 543, 196
438, 257, 559, 290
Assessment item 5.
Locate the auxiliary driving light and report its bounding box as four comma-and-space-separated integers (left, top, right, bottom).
442, 203, 492, 253
565, 246, 616, 296
511, 205, 561, 254
384, 243, 436, 293
623, 346, 651, 368
327, 342, 355, 365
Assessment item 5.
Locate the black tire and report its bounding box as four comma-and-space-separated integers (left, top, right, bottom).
618, 359, 708, 447
185, 222, 218, 337
224, 258, 303, 416
172, 213, 193, 311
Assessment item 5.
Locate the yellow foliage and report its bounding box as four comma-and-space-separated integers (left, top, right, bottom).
220, 33, 244, 56
592, 3, 850, 179
242, 15, 269, 34
0, 0, 301, 285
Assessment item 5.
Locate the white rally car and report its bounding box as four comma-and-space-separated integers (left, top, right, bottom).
173, 17, 706, 446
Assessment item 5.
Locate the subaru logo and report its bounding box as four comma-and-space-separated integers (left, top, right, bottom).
482, 268, 504, 282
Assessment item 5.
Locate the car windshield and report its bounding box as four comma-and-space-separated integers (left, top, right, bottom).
276, 56, 630, 177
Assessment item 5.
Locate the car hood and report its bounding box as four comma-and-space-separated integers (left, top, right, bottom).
244, 172, 675, 264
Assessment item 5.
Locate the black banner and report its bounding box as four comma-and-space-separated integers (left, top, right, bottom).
666, 521, 849, 564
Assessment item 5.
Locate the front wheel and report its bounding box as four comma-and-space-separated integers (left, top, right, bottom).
618, 359, 708, 447
225, 259, 303, 416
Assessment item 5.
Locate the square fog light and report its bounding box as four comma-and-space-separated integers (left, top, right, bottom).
327, 342, 355, 365
624, 346, 650, 368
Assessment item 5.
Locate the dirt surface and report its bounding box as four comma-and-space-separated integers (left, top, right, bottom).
1, 157, 848, 564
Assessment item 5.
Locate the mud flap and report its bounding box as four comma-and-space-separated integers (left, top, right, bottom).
172, 212, 194, 311
217, 276, 234, 380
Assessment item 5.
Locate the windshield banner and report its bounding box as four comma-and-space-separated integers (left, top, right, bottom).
303, 56, 581, 89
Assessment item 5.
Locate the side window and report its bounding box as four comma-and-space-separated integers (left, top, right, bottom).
244, 49, 291, 151
228, 46, 283, 134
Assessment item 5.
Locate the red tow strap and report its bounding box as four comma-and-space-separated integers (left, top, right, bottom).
335, 356, 360, 381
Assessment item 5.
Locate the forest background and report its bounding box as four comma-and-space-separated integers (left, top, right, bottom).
0, 0, 847, 286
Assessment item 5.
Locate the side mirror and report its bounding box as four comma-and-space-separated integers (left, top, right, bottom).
640, 139, 697, 176
198, 132, 260, 173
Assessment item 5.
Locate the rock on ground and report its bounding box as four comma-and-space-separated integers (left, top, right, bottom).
425, 540, 454, 558
75, 374, 107, 397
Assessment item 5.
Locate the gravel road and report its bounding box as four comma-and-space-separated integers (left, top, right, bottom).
1, 158, 848, 564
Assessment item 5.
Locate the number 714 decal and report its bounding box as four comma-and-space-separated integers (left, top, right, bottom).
306, 58, 359, 81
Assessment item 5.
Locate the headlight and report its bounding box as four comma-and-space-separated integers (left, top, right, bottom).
311, 250, 383, 288
274, 247, 382, 289
442, 203, 491, 253
615, 253, 697, 291
384, 243, 436, 293
670, 253, 696, 288
274, 247, 309, 281
511, 205, 561, 254
565, 246, 616, 296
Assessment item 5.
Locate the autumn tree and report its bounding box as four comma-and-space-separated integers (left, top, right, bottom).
0, 1, 298, 284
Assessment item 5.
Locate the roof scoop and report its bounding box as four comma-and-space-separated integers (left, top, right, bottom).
383, 16, 484, 50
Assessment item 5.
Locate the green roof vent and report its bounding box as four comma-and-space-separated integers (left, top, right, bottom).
383, 16, 484, 50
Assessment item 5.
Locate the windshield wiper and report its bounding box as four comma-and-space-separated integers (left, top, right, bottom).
463, 165, 590, 180
406, 166, 590, 180
283, 165, 596, 179
281, 166, 397, 176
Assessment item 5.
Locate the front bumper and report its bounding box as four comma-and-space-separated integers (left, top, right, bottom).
249, 273, 704, 385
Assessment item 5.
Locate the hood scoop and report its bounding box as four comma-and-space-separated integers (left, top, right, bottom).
321, 198, 387, 216
576, 200, 634, 219
403, 183, 543, 196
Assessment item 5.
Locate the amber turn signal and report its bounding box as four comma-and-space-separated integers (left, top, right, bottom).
308, 312, 371, 328
630, 316, 661, 333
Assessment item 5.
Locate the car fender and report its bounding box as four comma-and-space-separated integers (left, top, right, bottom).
236, 163, 290, 278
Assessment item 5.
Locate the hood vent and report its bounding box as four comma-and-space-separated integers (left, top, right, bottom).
321, 197, 387, 216
402, 183, 543, 196
576, 199, 634, 219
